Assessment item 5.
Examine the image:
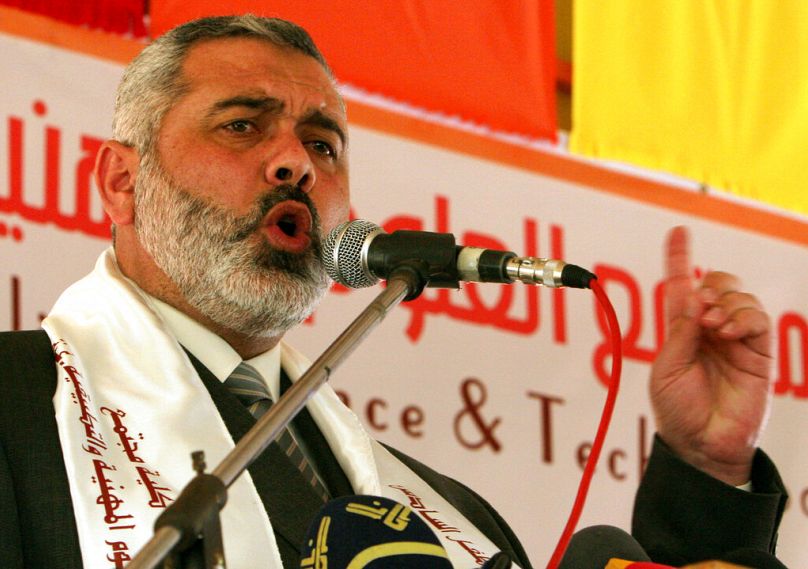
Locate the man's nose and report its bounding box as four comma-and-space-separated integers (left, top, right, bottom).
265, 135, 316, 192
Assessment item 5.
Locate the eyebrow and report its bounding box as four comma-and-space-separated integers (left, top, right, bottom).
301, 109, 347, 147
206, 95, 347, 146
206, 95, 283, 117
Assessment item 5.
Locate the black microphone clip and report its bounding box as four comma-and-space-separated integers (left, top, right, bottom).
366, 230, 461, 293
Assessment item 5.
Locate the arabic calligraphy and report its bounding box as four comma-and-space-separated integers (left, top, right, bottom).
6, 274, 50, 332
590, 264, 661, 387
91, 459, 133, 528
101, 407, 144, 463
300, 515, 331, 569
388, 485, 461, 535
388, 484, 494, 564
446, 535, 491, 566
135, 466, 174, 509
395, 203, 554, 343
307, 197, 567, 345
775, 312, 808, 399
53, 339, 137, 566
105, 539, 132, 568
55, 340, 107, 456
2, 101, 110, 238
345, 500, 412, 531
97, 407, 174, 508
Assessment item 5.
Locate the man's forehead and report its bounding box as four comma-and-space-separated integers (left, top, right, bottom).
179, 37, 345, 114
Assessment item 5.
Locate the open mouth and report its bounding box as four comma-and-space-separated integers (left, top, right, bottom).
262, 201, 313, 253
277, 215, 301, 237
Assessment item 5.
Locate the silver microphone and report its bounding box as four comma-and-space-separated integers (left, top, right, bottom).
322, 220, 595, 289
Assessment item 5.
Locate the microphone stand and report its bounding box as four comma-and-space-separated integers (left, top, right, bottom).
126, 266, 425, 569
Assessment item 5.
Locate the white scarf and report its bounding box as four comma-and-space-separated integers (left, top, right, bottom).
42, 249, 512, 568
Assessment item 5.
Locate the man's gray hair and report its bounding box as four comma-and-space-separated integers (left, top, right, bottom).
112, 15, 332, 155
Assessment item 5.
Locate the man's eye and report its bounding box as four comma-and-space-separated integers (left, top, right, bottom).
225, 120, 255, 133
308, 140, 337, 158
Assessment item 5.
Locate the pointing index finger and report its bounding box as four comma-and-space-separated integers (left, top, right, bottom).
665, 226, 693, 325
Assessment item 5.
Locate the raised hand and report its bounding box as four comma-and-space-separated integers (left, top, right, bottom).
650, 227, 773, 485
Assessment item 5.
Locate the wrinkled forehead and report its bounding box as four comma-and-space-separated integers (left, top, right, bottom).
178, 36, 345, 117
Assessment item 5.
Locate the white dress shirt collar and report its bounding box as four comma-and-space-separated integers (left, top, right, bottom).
145, 294, 282, 401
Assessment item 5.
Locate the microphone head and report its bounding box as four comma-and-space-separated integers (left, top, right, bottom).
322, 220, 385, 288
558, 525, 651, 569
300, 494, 452, 568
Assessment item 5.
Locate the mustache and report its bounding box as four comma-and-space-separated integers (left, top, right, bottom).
230, 184, 321, 244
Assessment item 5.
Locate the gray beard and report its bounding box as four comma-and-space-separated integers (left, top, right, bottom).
132, 153, 329, 338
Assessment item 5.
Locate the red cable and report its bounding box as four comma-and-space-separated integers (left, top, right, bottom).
545, 278, 623, 569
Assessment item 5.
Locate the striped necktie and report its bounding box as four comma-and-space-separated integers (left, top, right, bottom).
225, 361, 329, 502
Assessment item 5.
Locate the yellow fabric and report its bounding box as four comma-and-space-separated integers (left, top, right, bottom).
570, 0, 808, 216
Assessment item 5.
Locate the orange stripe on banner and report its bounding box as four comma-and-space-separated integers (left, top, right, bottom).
2, 4, 806, 246
0, 5, 143, 64
347, 100, 808, 247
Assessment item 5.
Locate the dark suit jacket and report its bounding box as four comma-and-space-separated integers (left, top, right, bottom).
632, 436, 788, 567
0, 330, 532, 568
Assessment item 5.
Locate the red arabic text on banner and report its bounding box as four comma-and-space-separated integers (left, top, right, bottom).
149, 0, 557, 141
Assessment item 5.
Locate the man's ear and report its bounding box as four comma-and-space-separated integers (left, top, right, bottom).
94, 140, 140, 226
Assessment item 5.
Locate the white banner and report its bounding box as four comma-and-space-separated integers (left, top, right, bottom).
2, 29, 807, 568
